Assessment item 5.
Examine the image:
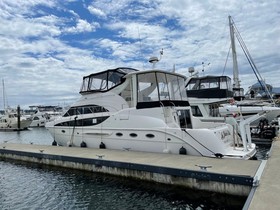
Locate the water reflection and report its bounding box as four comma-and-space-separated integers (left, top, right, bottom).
0, 160, 246, 210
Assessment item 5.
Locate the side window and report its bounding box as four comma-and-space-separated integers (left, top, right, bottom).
63, 105, 109, 117
191, 106, 203, 117
177, 109, 192, 129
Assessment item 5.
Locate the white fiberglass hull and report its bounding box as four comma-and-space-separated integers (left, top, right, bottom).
0, 119, 32, 130
47, 123, 256, 160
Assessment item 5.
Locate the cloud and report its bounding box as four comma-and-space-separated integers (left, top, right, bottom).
64, 19, 100, 33
87, 5, 106, 18
0, 0, 279, 109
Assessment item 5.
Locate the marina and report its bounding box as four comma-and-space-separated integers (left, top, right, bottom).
0, 64, 279, 209
0, 3, 279, 208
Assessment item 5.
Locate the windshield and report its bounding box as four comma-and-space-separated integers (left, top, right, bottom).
137, 72, 186, 103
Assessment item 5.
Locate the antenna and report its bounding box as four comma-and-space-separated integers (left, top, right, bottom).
188, 67, 199, 77
201, 62, 210, 76
137, 26, 145, 69
149, 48, 163, 69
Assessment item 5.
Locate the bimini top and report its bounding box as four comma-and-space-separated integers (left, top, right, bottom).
80, 67, 138, 94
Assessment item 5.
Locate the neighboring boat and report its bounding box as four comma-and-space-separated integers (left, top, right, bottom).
0, 80, 32, 130
46, 67, 256, 159
28, 105, 63, 127
0, 107, 32, 130
185, 74, 280, 138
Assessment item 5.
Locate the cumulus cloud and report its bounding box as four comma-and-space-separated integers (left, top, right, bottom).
64, 19, 100, 33
87, 5, 106, 18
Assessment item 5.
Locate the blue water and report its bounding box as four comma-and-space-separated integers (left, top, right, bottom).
0, 128, 270, 209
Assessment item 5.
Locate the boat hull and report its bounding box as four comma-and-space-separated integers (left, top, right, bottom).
47, 125, 256, 160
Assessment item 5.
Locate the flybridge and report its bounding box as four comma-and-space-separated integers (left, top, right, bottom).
79, 67, 189, 107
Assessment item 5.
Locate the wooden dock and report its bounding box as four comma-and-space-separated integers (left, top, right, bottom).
0, 142, 262, 197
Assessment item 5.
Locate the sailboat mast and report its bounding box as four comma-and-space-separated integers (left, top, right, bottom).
228, 16, 245, 101
2, 79, 6, 111
229, 15, 240, 89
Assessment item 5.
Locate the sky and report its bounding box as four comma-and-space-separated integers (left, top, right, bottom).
0, 0, 279, 109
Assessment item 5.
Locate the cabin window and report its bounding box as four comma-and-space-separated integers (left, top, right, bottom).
116, 132, 123, 137
146, 134, 155, 138
137, 73, 158, 102
191, 106, 203, 117
55, 116, 109, 126
157, 73, 170, 100
120, 79, 134, 107
209, 104, 220, 117
63, 105, 108, 117
177, 109, 192, 129
220, 77, 232, 90
84, 70, 125, 92
200, 78, 219, 89
130, 133, 137, 137
83, 107, 93, 114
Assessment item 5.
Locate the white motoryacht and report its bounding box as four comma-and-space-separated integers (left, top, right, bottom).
0, 107, 32, 130
46, 67, 256, 159
29, 105, 63, 127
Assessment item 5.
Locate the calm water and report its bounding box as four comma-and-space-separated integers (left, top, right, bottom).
0, 128, 271, 210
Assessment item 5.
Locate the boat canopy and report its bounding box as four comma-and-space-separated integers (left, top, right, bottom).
186, 76, 233, 98
80, 67, 138, 94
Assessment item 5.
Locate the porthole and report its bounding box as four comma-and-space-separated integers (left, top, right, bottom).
146, 134, 155, 138
116, 132, 123, 137
61, 130, 65, 133
129, 133, 137, 138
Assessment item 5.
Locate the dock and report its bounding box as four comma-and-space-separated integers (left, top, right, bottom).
245, 137, 280, 210
0, 142, 262, 196
0, 139, 279, 209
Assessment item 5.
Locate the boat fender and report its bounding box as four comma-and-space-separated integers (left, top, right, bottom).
214, 153, 224, 158
179, 146, 187, 155
99, 142, 106, 149
52, 140, 57, 146
80, 141, 87, 148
